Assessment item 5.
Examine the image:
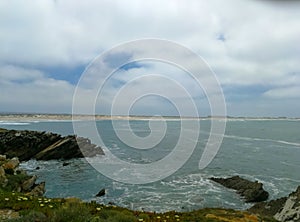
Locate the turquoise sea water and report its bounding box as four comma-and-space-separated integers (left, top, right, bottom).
1, 119, 300, 212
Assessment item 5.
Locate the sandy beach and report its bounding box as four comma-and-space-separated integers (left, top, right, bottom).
0, 114, 192, 122
0, 114, 299, 122
0, 114, 298, 122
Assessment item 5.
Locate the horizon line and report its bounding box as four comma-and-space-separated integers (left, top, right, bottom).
0, 112, 299, 119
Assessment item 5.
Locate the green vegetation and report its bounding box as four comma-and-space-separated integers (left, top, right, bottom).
0, 190, 278, 222
0, 156, 278, 221
0, 128, 8, 133
4, 174, 31, 192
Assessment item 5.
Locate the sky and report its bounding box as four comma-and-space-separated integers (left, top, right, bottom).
0, 0, 299, 117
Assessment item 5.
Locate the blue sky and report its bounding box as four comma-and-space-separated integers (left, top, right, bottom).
0, 0, 300, 117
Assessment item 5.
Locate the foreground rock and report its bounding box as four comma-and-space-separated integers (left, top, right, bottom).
0, 155, 45, 196
0, 128, 104, 161
249, 186, 300, 222
249, 197, 288, 218
211, 176, 269, 202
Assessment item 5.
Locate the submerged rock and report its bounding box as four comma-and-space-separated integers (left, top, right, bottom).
95, 188, 106, 197
62, 162, 70, 167
210, 176, 269, 202
0, 128, 104, 161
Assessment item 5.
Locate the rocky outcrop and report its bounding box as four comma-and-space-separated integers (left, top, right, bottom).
22, 175, 37, 191
0, 165, 8, 187
0, 155, 45, 196
95, 188, 106, 197
29, 182, 46, 197
0, 128, 104, 161
2, 157, 20, 171
210, 176, 269, 202
249, 186, 300, 222
249, 197, 288, 218
274, 186, 300, 222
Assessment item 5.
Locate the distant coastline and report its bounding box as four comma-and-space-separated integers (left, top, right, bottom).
0, 113, 299, 122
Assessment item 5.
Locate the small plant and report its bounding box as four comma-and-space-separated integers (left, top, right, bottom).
4, 168, 14, 175
4, 174, 31, 192
9, 211, 47, 222
49, 202, 93, 222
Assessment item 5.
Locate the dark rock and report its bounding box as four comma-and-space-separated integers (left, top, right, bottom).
4, 168, 14, 175
62, 162, 69, 167
96, 188, 105, 197
35, 167, 40, 170
0, 129, 104, 161
249, 197, 288, 218
210, 176, 269, 202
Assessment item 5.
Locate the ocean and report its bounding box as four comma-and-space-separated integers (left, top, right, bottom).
1, 119, 300, 212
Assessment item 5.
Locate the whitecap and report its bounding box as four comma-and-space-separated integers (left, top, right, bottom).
0, 121, 30, 125
224, 134, 300, 147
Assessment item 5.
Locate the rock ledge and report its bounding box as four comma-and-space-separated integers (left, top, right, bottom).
0, 128, 104, 161
211, 176, 269, 202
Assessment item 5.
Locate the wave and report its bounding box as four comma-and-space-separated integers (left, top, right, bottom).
224, 134, 300, 147
0, 121, 31, 125
227, 118, 300, 122
198, 129, 300, 147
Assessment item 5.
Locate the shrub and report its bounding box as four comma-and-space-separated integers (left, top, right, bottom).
8, 210, 47, 222
5, 174, 31, 192
49, 202, 93, 222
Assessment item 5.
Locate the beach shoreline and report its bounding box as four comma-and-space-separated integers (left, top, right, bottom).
0, 113, 298, 122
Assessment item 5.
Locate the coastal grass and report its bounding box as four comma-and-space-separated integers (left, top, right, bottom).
3, 174, 31, 192
0, 190, 278, 222
0, 169, 277, 221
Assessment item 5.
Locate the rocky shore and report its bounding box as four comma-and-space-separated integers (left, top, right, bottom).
0, 128, 104, 161
0, 155, 45, 196
1, 127, 300, 221
210, 176, 269, 202
0, 156, 268, 221
249, 186, 300, 221
211, 176, 300, 222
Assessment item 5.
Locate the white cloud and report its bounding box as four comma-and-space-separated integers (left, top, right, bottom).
0, 65, 43, 82
263, 86, 300, 99
0, 65, 75, 113
0, 0, 299, 116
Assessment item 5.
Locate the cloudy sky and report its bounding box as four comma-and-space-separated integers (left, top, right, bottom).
0, 0, 299, 117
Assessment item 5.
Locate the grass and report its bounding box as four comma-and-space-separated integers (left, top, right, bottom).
0, 157, 278, 221
0, 128, 8, 133
3, 174, 31, 192
0, 190, 278, 222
